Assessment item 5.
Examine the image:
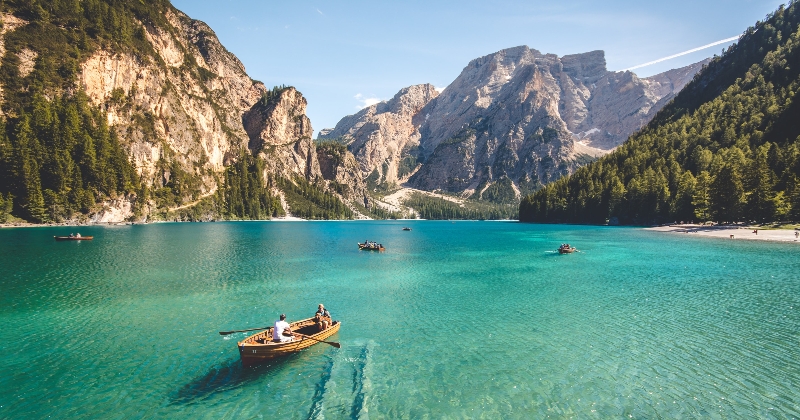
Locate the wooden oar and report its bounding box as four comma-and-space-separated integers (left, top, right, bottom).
219, 326, 270, 336
295, 332, 341, 348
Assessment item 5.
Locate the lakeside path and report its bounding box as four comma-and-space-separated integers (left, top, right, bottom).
646, 225, 800, 243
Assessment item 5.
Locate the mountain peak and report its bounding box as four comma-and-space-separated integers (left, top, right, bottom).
561, 50, 607, 84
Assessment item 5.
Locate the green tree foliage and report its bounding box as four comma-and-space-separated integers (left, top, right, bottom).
257, 85, 290, 107
222, 152, 283, 219
0, 0, 177, 222
278, 176, 353, 220
404, 193, 518, 220
1, 0, 171, 112
520, 2, 800, 225
0, 92, 139, 222
0, 193, 13, 223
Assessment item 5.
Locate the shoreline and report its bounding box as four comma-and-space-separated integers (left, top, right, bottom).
0, 218, 518, 229
646, 224, 800, 243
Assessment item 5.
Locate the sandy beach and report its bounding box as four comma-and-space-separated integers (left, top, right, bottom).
646, 224, 800, 243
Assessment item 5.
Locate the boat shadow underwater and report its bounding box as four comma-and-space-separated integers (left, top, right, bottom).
169, 352, 308, 405
169, 340, 377, 418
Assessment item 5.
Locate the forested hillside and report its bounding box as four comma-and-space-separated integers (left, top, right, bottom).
0, 0, 170, 222
0, 1, 368, 223
520, 2, 800, 225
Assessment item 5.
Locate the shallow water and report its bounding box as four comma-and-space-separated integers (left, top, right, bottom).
1, 221, 799, 418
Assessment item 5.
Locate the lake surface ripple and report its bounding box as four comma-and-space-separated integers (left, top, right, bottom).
1, 221, 799, 418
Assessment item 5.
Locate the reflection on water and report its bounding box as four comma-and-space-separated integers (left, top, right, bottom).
1, 221, 799, 418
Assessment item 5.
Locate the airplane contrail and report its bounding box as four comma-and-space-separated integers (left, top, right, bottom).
624, 36, 740, 71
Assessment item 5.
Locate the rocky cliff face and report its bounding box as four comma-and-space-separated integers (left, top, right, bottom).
320, 84, 438, 185
321, 46, 707, 201
79, 10, 260, 188
72, 8, 367, 219
241, 86, 368, 206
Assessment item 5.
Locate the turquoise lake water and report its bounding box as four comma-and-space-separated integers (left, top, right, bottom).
1, 221, 799, 418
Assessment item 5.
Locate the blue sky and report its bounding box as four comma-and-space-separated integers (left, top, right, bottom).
171, 0, 785, 136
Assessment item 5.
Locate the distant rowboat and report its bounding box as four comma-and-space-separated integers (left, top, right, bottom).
558, 244, 576, 254
402, 227, 412, 231
358, 241, 385, 251
238, 317, 341, 365
54, 236, 93, 241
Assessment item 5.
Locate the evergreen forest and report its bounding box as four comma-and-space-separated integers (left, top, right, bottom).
0, 0, 173, 223
520, 2, 800, 225
404, 193, 518, 220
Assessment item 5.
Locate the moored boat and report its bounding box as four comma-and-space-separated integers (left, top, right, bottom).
358, 241, 385, 251
402, 227, 412, 231
54, 236, 94, 241
558, 244, 576, 254
238, 317, 341, 365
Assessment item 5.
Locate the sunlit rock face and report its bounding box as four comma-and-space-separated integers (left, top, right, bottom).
323, 46, 707, 200
74, 8, 367, 219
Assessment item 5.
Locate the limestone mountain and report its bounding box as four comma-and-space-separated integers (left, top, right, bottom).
520, 3, 800, 225
320, 47, 707, 202
0, 1, 367, 223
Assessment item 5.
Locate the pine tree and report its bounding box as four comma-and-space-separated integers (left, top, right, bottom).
710, 165, 745, 223
13, 116, 47, 222
745, 144, 777, 222
692, 171, 712, 222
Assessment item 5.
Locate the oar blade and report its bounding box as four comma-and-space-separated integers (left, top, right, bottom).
329, 342, 341, 348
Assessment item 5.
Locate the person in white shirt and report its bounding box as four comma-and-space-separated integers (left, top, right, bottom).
272, 314, 295, 342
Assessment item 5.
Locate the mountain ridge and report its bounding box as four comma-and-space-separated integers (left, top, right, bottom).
320, 46, 709, 204
519, 2, 800, 225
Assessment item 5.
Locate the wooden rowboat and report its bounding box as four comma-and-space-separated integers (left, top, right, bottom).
358, 242, 385, 251
237, 317, 341, 365
54, 236, 94, 241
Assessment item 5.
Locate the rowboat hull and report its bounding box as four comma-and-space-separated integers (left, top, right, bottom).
558, 247, 576, 254
237, 317, 340, 366
54, 236, 94, 241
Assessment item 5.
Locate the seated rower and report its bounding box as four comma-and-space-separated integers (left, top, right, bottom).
314, 304, 331, 331
272, 314, 296, 342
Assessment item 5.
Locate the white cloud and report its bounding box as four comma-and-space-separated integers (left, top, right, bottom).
624, 36, 739, 71
354, 93, 382, 109
316, 8, 324, 15
434, 86, 446, 93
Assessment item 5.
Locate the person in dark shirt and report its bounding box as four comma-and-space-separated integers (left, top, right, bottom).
314, 304, 331, 331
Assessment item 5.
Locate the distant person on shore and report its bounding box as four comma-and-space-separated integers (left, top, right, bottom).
314, 304, 331, 331
795, 231, 798, 239
273, 314, 295, 342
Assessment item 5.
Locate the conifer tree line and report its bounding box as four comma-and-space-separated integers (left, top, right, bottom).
0, 92, 140, 222
404, 193, 518, 220
520, 2, 800, 225
0, 0, 173, 223
221, 152, 283, 219
277, 176, 354, 220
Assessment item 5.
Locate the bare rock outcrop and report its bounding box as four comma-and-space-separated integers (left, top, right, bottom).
242, 86, 369, 209
322, 46, 708, 201
320, 84, 438, 185
79, 8, 263, 197
73, 8, 367, 219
